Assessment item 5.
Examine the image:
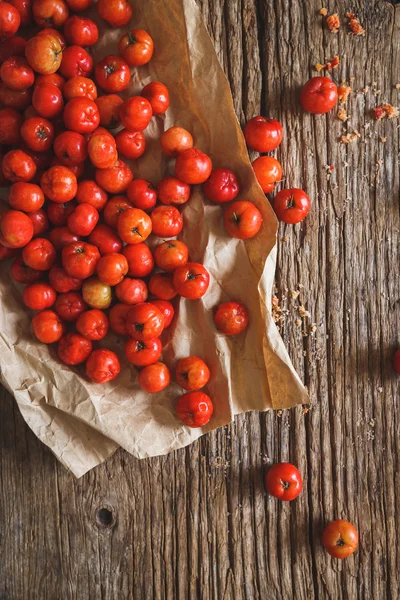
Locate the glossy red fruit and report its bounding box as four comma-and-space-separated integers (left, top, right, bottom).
62, 241, 100, 279
126, 302, 164, 341
115, 277, 148, 305
21, 117, 54, 153
175, 148, 212, 185
32, 309, 65, 344
76, 308, 109, 340
40, 166, 77, 203
160, 126, 193, 157
148, 273, 177, 301
153, 240, 189, 272
34, 73, 65, 90
1, 56, 34, 91
49, 264, 82, 293
8, 182, 44, 213
63, 75, 97, 102
175, 356, 210, 391
252, 156, 282, 194
96, 253, 128, 286
86, 349, 120, 383
11, 256, 42, 284
28, 209, 48, 236
87, 130, 117, 169
172, 262, 210, 299
89, 224, 122, 255
22, 237, 56, 271
103, 196, 132, 229
2, 149, 36, 183
63, 97, 100, 134
0, 82, 32, 111
138, 362, 171, 394
55, 291, 87, 322
8, 0, 32, 27
76, 180, 108, 211
48, 226, 79, 250
0, 108, 22, 144
97, 0, 132, 27
0, 210, 34, 248
176, 391, 214, 427
141, 81, 169, 115
300, 76, 338, 114
50, 158, 84, 180
244, 116, 283, 152
95, 160, 133, 194
54, 131, 87, 166
0, 3, 21, 38
95, 94, 123, 129
64, 16, 98, 47
115, 129, 145, 160
117, 207, 152, 245
223, 201, 262, 239
57, 332, 92, 365
120, 96, 152, 132
273, 188, 311, 224
60, 45, 93, 80
322, 521, 359, 559
150, 205, 183, 238
67, 204, 99, 237
22, 282, 56, 310
109, 302, 131, 335
32, 0, 69, 28
123, 243, 154, 277
65, 0, 92, 11
214, 301, 249, 335
126, 179, 157, 211
157, 177, 191, 206
95, 55, 130, 93
32, 83, 63, 119
203, 168, 239, 204
118, 29, 153, 66
265, 463, 303, 501
47, 201, 76, 227
125, 337, 162, 367
150, 299, 174, 328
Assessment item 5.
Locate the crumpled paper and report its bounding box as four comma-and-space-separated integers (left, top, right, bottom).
0, 0, 308, 477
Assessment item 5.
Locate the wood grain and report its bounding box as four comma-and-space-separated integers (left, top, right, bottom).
1, 1, 399, 598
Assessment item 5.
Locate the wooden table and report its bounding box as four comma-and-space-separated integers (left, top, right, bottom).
1, 1, 399, 598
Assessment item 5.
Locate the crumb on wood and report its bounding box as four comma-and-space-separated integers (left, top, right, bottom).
298, 305, 310, 318
338, 85, 352, 103
281, 236, 289, 243
290, 290, 300, 300
373, 103, 399, 120
380, 137, 387, 143
319, 7, 328, 16
326, 13, 340, 33
396, 83, 400, 90
315, 55, 339, 72
302, 406, 309, 415
340, 130, 361, 143
346, 12, 365, 36
337, 108, 349, 121
295, 318, 302, 327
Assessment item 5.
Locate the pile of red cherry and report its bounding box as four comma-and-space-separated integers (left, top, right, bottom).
0, 0, 267, 429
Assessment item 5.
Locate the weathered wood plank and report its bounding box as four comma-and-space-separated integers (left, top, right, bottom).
0, 1, 399, 599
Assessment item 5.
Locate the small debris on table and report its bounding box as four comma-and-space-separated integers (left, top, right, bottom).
373, 103, 399, 120
315, 55, 339, 72
326, 13, 340, 33
346, 12, 366, 36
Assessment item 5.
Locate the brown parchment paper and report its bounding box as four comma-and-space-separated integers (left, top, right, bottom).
0, 0, 309, 478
